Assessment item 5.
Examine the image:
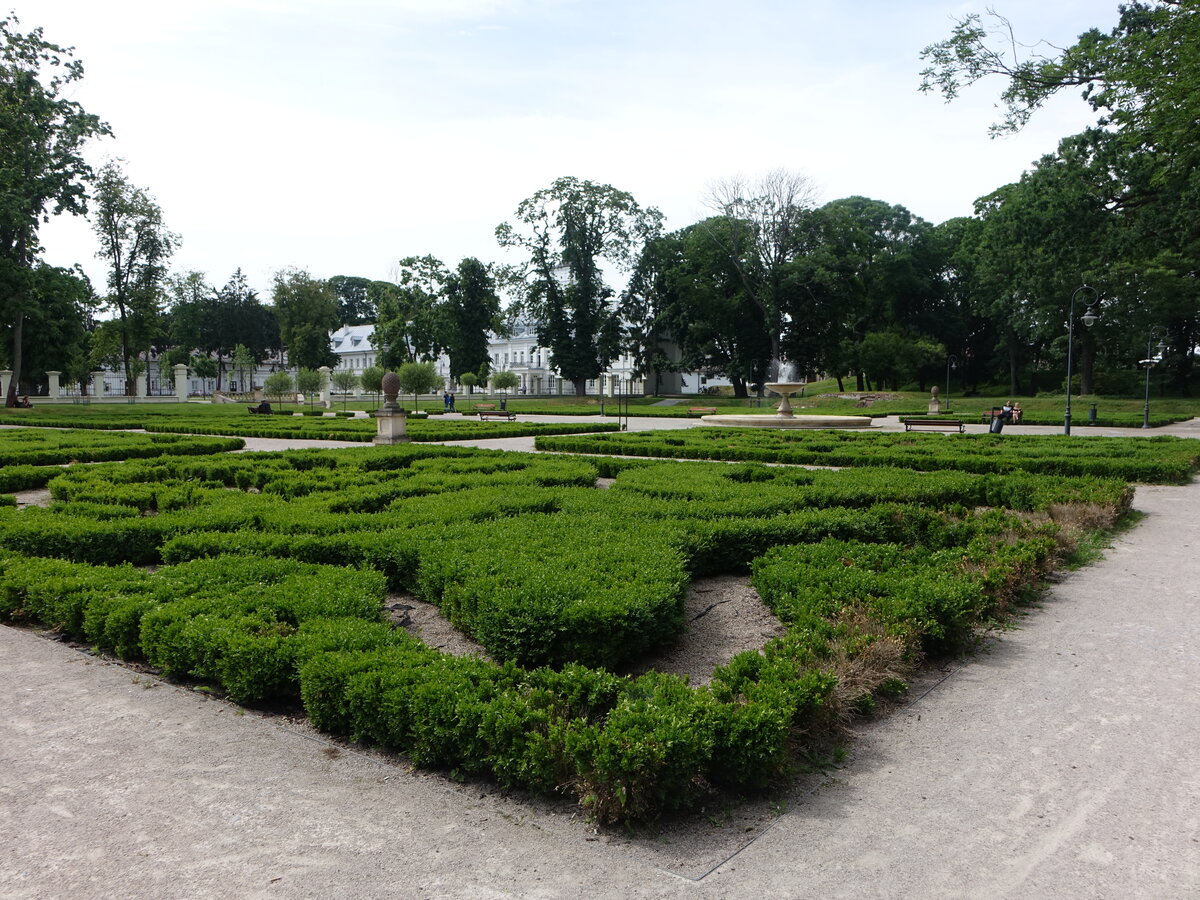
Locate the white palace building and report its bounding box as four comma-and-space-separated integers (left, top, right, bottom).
328, 322, 691, 396
43, 322, 710, 400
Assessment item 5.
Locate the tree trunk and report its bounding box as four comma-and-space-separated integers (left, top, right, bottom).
732, 377, 748, 398
6, 308, 23, 407
855, 370, 865, 391
6, 234, 28, 407
1080, 337, 1095, 396
836, 375, 845, 392
575, 380, 587, 397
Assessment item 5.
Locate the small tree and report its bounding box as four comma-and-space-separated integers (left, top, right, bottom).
296, 367, 321, 411
458, 371, 478, 395
491, 370, 520, 394
396, 361, 439, 411
263, 370, 294, 405
191, 356, 218, 396
231, 343, 256, 395
331, 368, 358, 411
360, 365, 384, 405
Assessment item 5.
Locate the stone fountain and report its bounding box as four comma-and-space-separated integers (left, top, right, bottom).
702, 360, 873, 430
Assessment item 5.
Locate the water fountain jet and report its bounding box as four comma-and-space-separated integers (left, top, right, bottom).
701, 360, 874, 430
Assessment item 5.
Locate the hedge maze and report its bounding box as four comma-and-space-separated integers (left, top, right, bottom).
0, 432, 1187, 822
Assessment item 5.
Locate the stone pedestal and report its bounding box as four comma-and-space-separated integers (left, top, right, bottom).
927, 385, 941, 415
173, 363, 189, 402
135, 373, 148, 398
318, 366, 332, 409
91, 371, 106, 399
0, 370, 11, 400
46, 371, 61, 398
373, 409, 409, 444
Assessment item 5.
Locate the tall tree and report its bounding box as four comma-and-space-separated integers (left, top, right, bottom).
704, 168, 818, 362
794, 197, 945, 391
168, 269, 278, 391
442, 257, 501, 381
0, 15, 109, 405
658, 219, 771, 397
92, 160, 179, 394
921, 1, 1200, 393
20, 263, 94, 394
328, 275, 376, 326
271, 268, 339, 370
373, 256, 448, 368
497, 176, 662, 396
621, 233, 683, 396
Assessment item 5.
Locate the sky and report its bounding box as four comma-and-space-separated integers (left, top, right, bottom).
23, 0, 1118, 301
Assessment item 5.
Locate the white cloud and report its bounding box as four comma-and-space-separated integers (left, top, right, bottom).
25, 0, 1119, 297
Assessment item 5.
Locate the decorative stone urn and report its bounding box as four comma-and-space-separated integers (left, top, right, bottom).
375, 371, 409, 444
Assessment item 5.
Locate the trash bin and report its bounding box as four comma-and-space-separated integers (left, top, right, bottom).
1089, 402, 1097, 424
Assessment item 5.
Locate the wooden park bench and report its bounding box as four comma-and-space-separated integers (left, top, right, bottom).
477, 408, 517, 421
901, 416, 965, 433
981, 407, 1023, 425
689, 406, 717, 415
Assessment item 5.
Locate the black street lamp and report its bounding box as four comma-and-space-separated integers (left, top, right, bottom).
944, 354, 957, 412
1064, 285, 1100, 435
1141, 327, 1166, 429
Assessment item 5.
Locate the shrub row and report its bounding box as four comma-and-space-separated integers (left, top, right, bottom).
4, 513, 1055, 822
534, 428, 1200, 483
0, 464, 61, 493
0, 431, 244, 466
1, 448, 1120, 667
0, 553, 390, 704
142, 419, 620, 442
0, 442, 1114, 821
751, 536, 1058, 656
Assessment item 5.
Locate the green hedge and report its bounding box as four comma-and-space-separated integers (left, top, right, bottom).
0, 438, 1128, 822
535, 428, 1200, 483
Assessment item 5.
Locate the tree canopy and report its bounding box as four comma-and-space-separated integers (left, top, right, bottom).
92, 160, 179, 394
920, 1, 1200, 394
0, 15, 109, 404
498, 176, 662, 396
272, 268, 339, 370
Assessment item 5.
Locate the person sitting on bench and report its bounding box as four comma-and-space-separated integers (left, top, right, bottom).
248, 400, 272, 414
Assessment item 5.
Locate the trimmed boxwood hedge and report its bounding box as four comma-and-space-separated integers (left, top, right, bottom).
534, 428, 1200, 483
0, 437, 1130, 822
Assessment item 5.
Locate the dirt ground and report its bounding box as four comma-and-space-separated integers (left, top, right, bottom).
394, 573, 787, 687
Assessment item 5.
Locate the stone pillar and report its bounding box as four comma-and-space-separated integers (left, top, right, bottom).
318, 366, 332, 408
46, 371, 61, 398
91, 371, 106, 399
0, 370, 11, 400
135, 373, 148, 398
173, 364, 189, 402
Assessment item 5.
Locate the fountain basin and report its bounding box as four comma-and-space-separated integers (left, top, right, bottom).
701, 413, 875, 429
